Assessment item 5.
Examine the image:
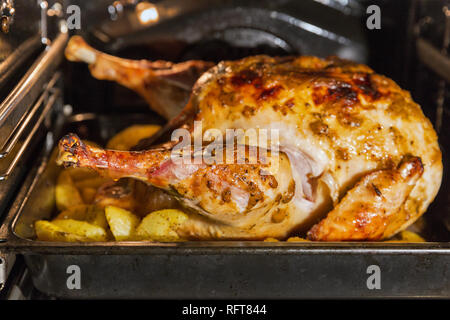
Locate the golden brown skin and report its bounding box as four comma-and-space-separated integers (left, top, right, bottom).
59, 53, 443, 240
65, 36, 213, 119
58, 135, 296, 238
307, 156, 424, 240
186, 55, 442, 240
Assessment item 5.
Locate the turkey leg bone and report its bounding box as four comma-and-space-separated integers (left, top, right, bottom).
57, 133, 297, 238
65, 36, 214, 120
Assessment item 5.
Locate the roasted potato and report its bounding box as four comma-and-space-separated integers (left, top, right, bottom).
105, 205, 140, 241
55, 171, 84, 211
386, 230, 425, 243
35, 220, 89, 242
52, 219, 108, 241
106, 124, 161, 151
400, 231, 425, 242
135, 209, 188, 242
286, 237, 309, 242
54, 204, 108, 229
263, 238, 279, 242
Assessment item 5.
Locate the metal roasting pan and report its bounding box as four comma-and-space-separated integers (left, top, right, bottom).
0, 113, 449, 299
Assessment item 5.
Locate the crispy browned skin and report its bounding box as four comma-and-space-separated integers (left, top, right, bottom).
58, 134, 296, 237
65, 36, 213, 119
186, 55, 442, 240
59, 53, 443, 240
307, 156, 424, 240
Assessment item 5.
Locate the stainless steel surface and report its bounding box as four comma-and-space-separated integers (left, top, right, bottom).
311, 0, 364, 16
21, 253, 450, 299
0, 9, 64, 237
0, 35, 42, 90
0, 0, 41, 89
6, 268, 31, 300
0, 72, 60, 158
0, 86, 59, 180
414, 4, 450, 133
78, 0, 367, 63
0, 100, 59, 223
38, 0, 62, 46
0, 257, 43, 299
38, 0, 49, 46
0, 113, 448, 298
0, 30, 67, 151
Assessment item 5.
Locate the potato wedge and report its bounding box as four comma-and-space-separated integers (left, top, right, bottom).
35, 220, 88, 242
55, 171, 84, 211
391, 231, 425, 242
52, 219, 108, 241
400, 230, 425, 242
54, 204, 108, 229
385, 230, 426, 243
286, 237, 309, 242
106, 124, 161, 151
135, 209, 188, 242
105, 206, 140, 241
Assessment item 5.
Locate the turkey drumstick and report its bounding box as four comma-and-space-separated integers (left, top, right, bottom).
58, 133, 298, 237
65, 36, 214, 120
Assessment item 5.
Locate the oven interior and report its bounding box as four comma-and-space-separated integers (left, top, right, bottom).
0, 0, 449, 299
65, 0, 450, 241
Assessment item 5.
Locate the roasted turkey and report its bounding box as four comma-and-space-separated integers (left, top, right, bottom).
57, 36, 443, 241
